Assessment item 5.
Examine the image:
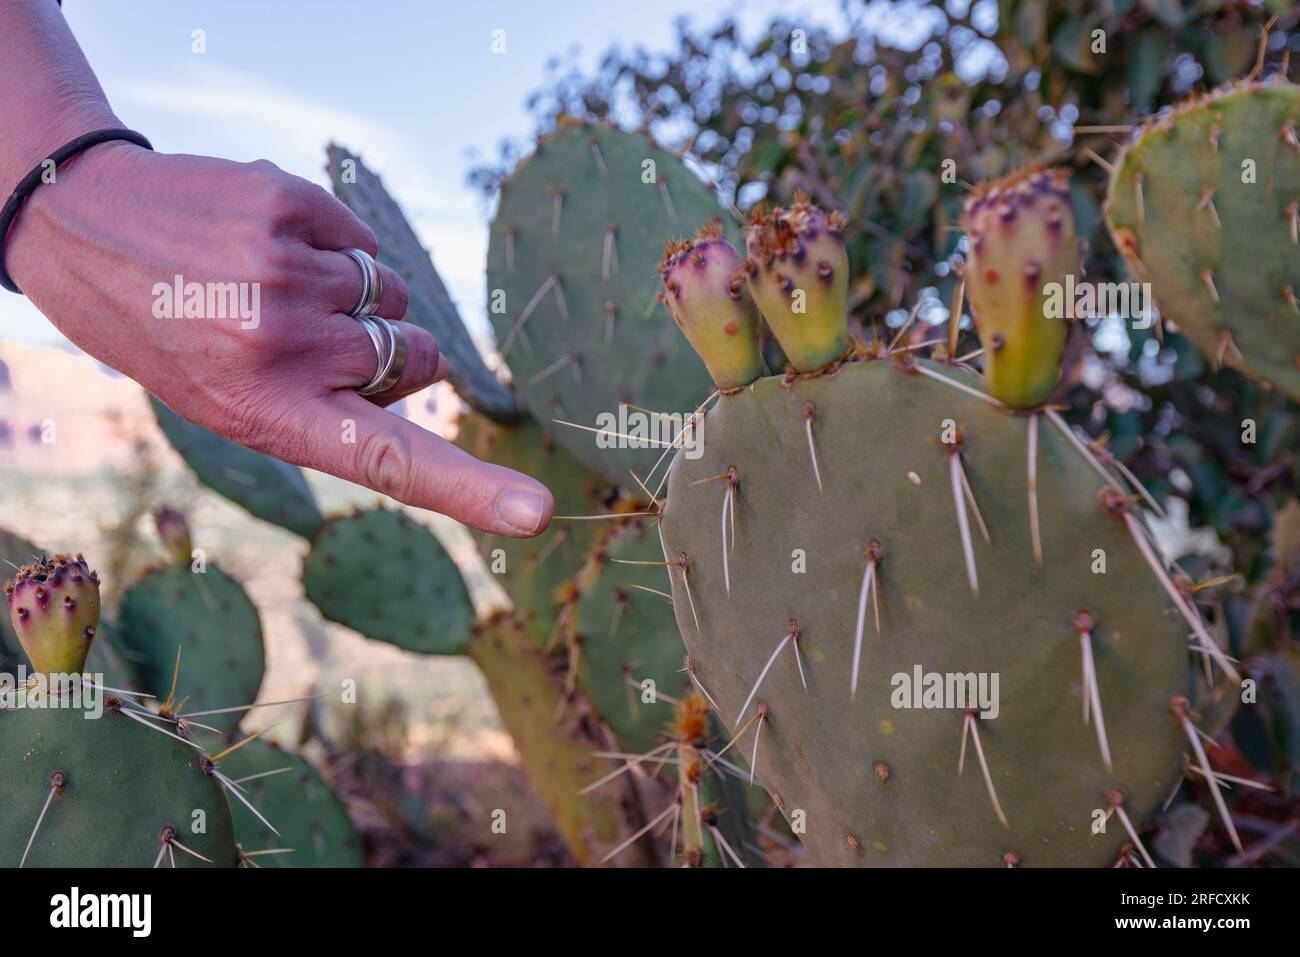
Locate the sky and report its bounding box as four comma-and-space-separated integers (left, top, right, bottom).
1, 0, 863, 349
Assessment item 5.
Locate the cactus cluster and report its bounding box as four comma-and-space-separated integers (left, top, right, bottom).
135, 77, 1298, 868
1, 529, 361, 869
654, 172, 1236, 866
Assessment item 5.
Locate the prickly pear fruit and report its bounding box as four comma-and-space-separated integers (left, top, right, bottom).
4, 554, 100, 675
961, 167, 1078, 409
744, 196, 850, 372
660, 222, 763, 390
152, 507, 193, 566
1104, 79, 1300, 401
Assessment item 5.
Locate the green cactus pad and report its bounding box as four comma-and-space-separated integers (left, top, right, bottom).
486, 123, 719, 486
660, 358, 1193, 867
117, 564, 265, 735
151, 396, 325, 539
219, 738, 364, 867
302, 508, 474, 656
573, 519, 690, 756
457, 412, 623, 647
0, 702, 237, 867
1105, 80, 1300, 400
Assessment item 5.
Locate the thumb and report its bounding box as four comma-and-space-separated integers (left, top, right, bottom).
306, 392, 553, 537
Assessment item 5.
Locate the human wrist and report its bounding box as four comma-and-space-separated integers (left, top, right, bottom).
3, 135, 148, 299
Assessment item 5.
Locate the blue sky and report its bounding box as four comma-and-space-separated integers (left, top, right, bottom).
2, 0, 870, 349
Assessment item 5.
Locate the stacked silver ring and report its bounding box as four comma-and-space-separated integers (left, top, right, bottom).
342, 247, 406, 397
343, 247, 384, 317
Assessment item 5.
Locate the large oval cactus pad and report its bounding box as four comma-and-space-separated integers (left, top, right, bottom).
661, 359, 1191, 866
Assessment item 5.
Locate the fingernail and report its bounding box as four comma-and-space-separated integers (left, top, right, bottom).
495, 489, 546, 535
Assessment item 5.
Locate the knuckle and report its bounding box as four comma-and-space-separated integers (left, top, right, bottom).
359, 430, 413, 500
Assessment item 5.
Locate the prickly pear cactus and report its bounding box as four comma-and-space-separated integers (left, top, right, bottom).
152, 507, 193, 566
743, 197, 851, 372
302, 505, 657, 865
303, 508, 475, 655
151, 396, 324, 539
486, 122, 719, 485
661, 358, 1202, 866
656, 196, 1228, 867
1, 559, 238, 867
457, 413, 629, 637
117, 563, 265, 735
4, 554, 100, 675
660, 222, 763, 390
570, 518, 692, 756
962, 167, 1078, 408
219, 737, 364, 867
1105, 79, 1300, 400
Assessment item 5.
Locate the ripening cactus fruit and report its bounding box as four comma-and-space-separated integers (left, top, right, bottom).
659, 221, 763, 390
743, 196, 851, 372
4, 554, 100, 675
962, 167, 1079, 409
1105, 78, 1300, 400
656, 198, 1236, 867
152, 507, 193, 566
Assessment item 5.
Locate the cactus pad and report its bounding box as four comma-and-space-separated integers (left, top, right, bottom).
219, 738, 364, 867
117, 564, 265, 735
302, 508, 474, 656
660, 358, 1195, 866
152, 396, 325, 539
0, 701, 238, 867
1105, 80, 1300, 400
486, 123, 718, 485
572, 519, 690, 755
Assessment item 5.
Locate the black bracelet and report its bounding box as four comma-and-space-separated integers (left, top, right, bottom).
0, 127, 153, 295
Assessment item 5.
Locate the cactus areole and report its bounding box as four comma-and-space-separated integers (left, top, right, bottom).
4, 554, 100, 676
655, 197, 1226, 867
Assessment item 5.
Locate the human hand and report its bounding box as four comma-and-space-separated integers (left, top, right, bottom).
5, 142, 553, 537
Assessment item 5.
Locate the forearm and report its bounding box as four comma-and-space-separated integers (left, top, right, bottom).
0, 0, 121, 189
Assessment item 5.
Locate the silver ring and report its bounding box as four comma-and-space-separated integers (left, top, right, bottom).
356, 316, 407, 396
342, 247, 383, 318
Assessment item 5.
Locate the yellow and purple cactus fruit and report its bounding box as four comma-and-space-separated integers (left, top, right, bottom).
743, 195, 850, 372
659, 221, 763, 390
152, 506, 193, 566
4, 554, 100, 675
962, 167, 1079, 409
